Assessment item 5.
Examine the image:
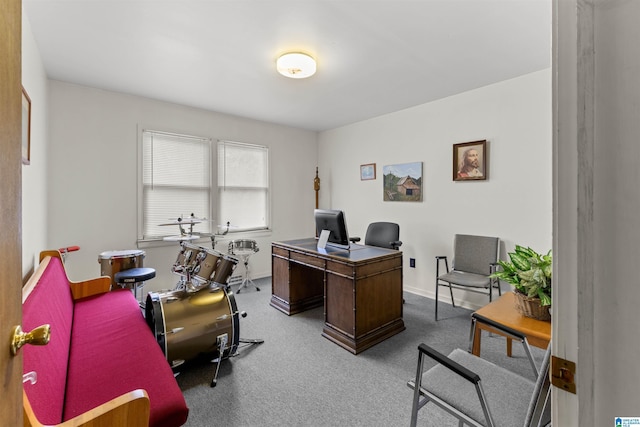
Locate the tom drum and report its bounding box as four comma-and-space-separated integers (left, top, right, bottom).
192, 248, 224, 285
211, 254, 239, 287
145, 287, 240, 368
98, 249, 145, 288
171, 242, 200, 276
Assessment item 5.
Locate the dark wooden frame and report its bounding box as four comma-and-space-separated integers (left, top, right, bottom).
453, 140, 486, 181
22, 86, 31, 165
360, 163, 376, 180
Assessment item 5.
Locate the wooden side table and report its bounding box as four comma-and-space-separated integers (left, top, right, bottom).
471, 292, 551, 357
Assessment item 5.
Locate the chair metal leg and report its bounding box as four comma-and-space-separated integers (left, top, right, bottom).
435, 281, 440, 321
435, 258, 440, 321
448, 283, 455, 307
410, 351, 426, 427
468, 316, 478, 353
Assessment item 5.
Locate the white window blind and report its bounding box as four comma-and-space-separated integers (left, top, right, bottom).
141, 130, 212, 240
218, 140, 269, 232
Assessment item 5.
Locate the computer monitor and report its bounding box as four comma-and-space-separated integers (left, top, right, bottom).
314, 209, 350, 249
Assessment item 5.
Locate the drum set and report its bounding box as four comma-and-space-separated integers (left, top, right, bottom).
97, 216, 264, 387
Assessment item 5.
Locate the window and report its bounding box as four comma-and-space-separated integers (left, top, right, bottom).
218, 140, 269, 232
138, 131, 269, 242
140, 130, 212, 240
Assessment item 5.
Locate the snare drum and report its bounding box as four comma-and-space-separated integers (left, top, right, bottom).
211, 254, 239, 287
98, 249, 145, 288
228, 239, 259, 256
145, 287, 239, 368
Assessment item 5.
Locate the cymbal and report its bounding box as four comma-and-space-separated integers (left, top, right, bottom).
163, 235, 200, 241
158, 219, 203, 226
217, 224, 239, 229
191, 231, 214, 237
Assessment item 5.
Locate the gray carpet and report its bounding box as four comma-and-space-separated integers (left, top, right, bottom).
174, 277, 544, 426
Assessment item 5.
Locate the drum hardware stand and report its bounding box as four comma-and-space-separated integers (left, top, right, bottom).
228, 242, 260, 294
236, 337, 265, 350
176, 213, 200, 238
210, 334, 229, 387
229, 311, 264, 354
191, 221, 232, 250
234, 254, 260, 293
210, 310, 264, 387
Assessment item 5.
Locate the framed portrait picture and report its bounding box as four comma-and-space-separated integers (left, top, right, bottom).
22, 86, 31, 165
453, 140, 486, 181
360, 163, 376, 180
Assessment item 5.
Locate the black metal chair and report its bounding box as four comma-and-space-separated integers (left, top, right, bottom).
407, 326, 551, 427
350, 221, 402, 250
435, 234, 500, 320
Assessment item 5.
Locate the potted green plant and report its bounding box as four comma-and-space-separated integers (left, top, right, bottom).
491, 245, 552, 321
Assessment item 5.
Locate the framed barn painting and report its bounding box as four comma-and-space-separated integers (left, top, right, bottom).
383, 162, 422, 202
453, 140, 486, 181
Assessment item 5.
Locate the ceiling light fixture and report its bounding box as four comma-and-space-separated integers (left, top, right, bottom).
276, 52, 317, 79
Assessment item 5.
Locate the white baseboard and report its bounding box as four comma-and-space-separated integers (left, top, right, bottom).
403, 284, 488, 313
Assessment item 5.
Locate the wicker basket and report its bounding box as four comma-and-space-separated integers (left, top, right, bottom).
513, 291, 551, 321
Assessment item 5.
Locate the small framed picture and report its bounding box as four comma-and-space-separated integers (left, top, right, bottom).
22, 86, 31, 165
453, 140, 487, 181
360, 163, 376, 180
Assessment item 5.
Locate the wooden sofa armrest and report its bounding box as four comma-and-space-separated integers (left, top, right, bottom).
24, 389, 150, 427
36, 251, 112, 300
39, 250, 63, 263
68, 276, 112, 300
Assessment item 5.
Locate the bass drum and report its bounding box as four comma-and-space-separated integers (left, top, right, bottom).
145, 287, 239, 368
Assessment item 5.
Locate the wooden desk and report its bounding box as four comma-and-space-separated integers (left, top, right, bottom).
471, 292, 551, 357
271, 238, 405, 354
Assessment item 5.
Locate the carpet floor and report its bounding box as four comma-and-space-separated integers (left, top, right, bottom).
172, 277, 544, 426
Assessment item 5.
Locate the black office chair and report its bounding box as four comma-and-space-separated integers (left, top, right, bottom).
350, 222, 403, 250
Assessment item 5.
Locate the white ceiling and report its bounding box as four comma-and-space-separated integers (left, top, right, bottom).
23, 0, 551, 132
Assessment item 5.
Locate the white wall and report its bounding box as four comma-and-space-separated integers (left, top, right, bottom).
318, 69, 552, 310
21, 10, 49, 278
47, 81, 318, 292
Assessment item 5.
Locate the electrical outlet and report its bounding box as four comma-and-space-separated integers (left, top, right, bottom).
410, 258, 415, 268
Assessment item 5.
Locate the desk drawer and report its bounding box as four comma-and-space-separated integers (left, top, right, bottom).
356, 256, 402, 277
327, 255, 402, 278
272, 246, 289, 258
290, 251, 325, 269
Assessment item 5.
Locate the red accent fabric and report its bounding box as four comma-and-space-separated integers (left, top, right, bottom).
22, 257, 188, 426
65, 289, 188, 427
22, 257, 74, 425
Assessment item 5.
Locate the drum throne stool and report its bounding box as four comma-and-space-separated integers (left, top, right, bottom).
114, 267, 156, 307
228, 240, 260, 293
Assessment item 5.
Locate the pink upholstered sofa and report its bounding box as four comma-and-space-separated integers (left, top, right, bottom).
22, 250, 189, 427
